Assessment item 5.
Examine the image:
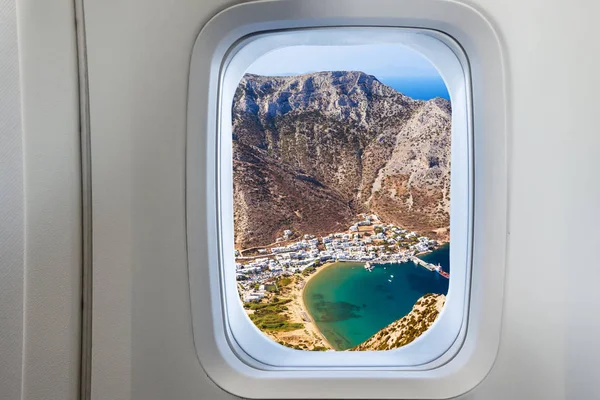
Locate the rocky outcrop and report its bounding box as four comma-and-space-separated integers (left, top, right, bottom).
232, 71, 451, 248
350, 293, 446, 351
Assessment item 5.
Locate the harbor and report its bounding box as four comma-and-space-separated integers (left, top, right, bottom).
364, 256, 448, 279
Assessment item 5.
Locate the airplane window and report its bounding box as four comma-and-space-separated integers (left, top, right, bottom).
213, 28, 472, 368
231, 46, 451, 352
186, 3, 508, 395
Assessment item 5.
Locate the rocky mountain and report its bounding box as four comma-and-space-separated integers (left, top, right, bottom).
232, 71, 451, 249
351, 293, 446, 351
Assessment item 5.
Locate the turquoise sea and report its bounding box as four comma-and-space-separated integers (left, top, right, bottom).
303, 244, 449, 350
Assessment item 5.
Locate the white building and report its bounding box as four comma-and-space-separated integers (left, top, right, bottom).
243, 292, 265, 302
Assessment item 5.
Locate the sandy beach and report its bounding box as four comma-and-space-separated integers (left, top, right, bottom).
266, 262, 337, 350
296, 262, 337, 345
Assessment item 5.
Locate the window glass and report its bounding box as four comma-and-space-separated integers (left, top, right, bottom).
231, 43, 452, 352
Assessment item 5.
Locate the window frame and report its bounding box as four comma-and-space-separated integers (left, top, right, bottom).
186, 0, 507, 398
218, 28, 471, 369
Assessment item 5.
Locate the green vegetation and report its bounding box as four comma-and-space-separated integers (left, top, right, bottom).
250, 313, 303, 332
265, 283, 279, 293
278, 341, 328, 351
302, 266, 315, 276
244, 299, 303, 332
278, 341, 302, 350
278, 276, 293, 286
243, 298, 291, 310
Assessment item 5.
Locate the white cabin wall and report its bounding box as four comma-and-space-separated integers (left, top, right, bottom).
83, 0, 600, 400
0, 0, 24, 398
84, 1, 239, 399
464, 1, 600, 398
0, 0, 81, 399
17, 0, 82, 399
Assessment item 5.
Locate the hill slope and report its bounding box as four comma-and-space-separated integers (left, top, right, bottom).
351, 293, 446, 351
232, 71, 451, 248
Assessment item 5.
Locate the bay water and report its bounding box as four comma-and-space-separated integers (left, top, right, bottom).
303, 244, 449, 350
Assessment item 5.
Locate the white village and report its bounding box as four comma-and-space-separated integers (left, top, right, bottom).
235, 214, 446, 303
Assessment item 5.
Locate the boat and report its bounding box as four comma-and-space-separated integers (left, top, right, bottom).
364, 262, 374, 272
390, 275, 394, 278
388, 279, 392, 282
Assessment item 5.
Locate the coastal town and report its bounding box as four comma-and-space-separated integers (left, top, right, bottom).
234, 213, 448, 351
236, 213, 444, 304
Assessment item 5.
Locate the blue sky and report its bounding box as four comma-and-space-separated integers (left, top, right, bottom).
246, 44, 450, 100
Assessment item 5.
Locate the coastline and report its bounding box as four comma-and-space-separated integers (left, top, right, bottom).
296, 262, 338, 349
254, 244, 450, 350
414, 250, 433, 257
263, 261, 340, 351
296, 250, 450, 350
415, 241, 449, 257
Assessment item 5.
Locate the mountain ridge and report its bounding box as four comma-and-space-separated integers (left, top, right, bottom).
232, 71, 451, 248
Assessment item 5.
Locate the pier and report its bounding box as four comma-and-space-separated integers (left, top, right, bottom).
337, 255, 450, 279
409, 256, 449, 279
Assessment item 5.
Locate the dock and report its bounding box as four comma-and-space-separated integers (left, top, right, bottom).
409, 256, 450, 279
410, 256, 436, 270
